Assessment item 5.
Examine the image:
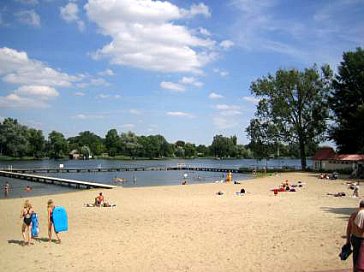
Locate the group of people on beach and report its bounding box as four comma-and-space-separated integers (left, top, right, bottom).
20, 199, 61, 246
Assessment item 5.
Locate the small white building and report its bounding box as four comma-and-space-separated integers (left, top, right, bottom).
313, 147, 364, 174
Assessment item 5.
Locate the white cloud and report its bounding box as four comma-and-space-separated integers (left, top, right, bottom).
85, 0, 216, 73
242, 96, 260, 104
209, 92, 224, 99
198, 27, 211, 36
215, 104, 241, 111
182, 3, 211, 18
166, 111, 194, 118
220, 40, 234, 50
0, 47, 79, 87
129, 109, 142, 115
74, 92, 85, 96
77, 77, 109, 88
60, 3, 78, 22
15, 85, 59, 100
213, 68, 229, 77
0, 85, 59, 109
16, 0, 39, 5
72, 114, 104, 120
179, 76, 203, 87
15, 10, 40, 27
98, 69, 114, 76
0, 93, 48, 108
60, 3, 85, 31
160, 81, 185, 92
160, 76, 203, 92
97, 93, 120, 99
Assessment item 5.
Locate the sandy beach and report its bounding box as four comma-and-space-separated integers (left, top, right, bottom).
0, 172, 360, 272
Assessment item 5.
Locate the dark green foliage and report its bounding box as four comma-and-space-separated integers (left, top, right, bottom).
68, 131, 105, 156
330, 47, 364, 153
246, 65, 332, 169
0, 118, 45, 158
47, 131, 68, 159
210, 135, 239, 158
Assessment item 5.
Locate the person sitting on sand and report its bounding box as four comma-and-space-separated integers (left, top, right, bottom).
95, 192, 105, 207
20, 200, 34, 245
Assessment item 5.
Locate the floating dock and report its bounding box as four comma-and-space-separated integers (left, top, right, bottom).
0, 170, 116, 189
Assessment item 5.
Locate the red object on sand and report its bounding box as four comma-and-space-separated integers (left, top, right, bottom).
273, 189, 278, 195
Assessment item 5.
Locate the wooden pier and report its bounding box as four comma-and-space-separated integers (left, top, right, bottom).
0, 170, 116, 189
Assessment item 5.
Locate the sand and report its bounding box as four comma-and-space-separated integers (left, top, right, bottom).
0, 172, 360, 272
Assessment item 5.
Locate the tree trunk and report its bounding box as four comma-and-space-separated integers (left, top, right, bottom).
299, 137, 307, 170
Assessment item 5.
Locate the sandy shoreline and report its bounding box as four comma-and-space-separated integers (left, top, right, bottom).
0, 172, 360, 271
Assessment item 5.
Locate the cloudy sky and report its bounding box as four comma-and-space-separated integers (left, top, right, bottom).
0, 0, 363, 145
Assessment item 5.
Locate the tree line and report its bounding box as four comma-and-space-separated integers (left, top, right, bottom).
0, 118, 308, 160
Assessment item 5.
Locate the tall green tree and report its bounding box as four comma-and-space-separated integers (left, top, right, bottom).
210, 135, 237, 158
330, 47, 364, 153
27, 128, 45, 158
0, 118, 29, 157
119, 131, 141, 159
48, 131, 68, 159
105, 129, 120, 156
184, 143, 197, 158
246, 65, 332, 169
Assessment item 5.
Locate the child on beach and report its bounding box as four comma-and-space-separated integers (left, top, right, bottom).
20, 200, 34, 245
47, 199, 61, 243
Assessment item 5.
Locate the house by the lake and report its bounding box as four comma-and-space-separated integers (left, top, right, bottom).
69, 149, 81, 160
313, 147, 364, 176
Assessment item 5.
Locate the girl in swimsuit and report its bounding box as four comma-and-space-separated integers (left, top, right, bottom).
20, 200, 34, 245
47, 199, 61, 243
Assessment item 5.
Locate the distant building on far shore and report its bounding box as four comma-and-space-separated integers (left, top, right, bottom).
313, 147, 364, 176
69, 149, 81, 160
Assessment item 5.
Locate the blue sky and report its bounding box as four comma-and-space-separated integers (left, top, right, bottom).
0, 0, 363, 145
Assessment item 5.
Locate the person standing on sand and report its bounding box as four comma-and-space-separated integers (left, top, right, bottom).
4, 182, 10, 197
346, 200, 364, 270
47, 199, 61, 243
20, 200, 34, 245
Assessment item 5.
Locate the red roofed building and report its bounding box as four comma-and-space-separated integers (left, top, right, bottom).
313, 147, 364, 172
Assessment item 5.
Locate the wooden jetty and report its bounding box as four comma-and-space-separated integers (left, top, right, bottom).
0, 166, 245, 174
0, 170, 116, 189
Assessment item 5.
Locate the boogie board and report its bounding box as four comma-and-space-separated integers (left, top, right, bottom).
52, 206, 68, 232
31, 213, 39, 238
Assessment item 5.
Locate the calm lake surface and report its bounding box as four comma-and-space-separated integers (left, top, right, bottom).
0, 158, 311, 199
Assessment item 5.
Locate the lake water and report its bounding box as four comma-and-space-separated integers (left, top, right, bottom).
0, 158, 310, 199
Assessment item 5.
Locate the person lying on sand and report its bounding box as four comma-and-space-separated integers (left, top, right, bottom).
84, 203, 116, 207
326, 192, 346, 197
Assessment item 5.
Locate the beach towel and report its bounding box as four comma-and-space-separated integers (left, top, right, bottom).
31, 213, 39, 238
